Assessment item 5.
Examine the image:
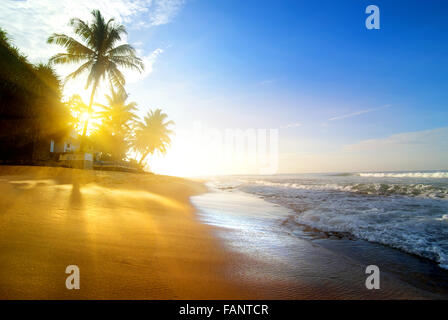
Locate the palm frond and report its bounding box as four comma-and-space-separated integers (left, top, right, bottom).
69, 18, 93, 44
64, 60, 93, 84
107, 62, 126, 88
103, 22, 127, 50
49, 53, 89, 65
47, 34, 94, 56
109, 55, 144, 72
107, 44, 136, 56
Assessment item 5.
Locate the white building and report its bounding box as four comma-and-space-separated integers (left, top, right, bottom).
50, 129, 80, 154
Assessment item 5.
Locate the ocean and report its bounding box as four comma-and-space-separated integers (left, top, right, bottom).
190, 171, 448, 298
202, 171, 448, 270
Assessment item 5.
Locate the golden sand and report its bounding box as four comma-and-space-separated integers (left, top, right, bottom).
0, 166, 253, 299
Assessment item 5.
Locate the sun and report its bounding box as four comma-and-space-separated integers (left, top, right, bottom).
80, 112, 91, 124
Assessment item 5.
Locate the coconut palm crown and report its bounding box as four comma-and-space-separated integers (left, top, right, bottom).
47, 9, 144, 146
134, 109, 174, 165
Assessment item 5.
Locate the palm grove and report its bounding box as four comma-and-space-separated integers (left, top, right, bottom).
0, 10, 173, 168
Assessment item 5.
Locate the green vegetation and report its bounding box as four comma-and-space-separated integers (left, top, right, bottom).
0, 9, 174, 171
92, 86, 138, 161
134, 109, 174, 165
47, 9, 144, 148
0, 28, 71, 162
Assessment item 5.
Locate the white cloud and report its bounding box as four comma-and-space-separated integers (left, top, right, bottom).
0, 0, 183, 101
126, 48, 164, 83
149, 0, 185, 26
344, 127, 448, 151
0, 0, 184, 61
1, 0, 144, 61
328, 104, 391, 121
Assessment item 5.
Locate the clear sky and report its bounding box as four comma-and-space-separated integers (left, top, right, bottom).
2, 0, 448, 175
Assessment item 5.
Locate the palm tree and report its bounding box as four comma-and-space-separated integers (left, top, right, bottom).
47, 9, 144, 149
134, 109, 174, 166
67, 94, 90, 134
94, 86, 138, 160
96, 85, 138, 133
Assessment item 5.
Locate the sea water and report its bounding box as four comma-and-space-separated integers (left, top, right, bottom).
200, 171, 448, 270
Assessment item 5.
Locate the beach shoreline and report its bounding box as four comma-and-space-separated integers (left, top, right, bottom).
192, 182, 448, 300
1, 166, 447, 300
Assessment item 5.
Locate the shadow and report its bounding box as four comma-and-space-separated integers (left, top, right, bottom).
0, 165, 206, 206
69, 181, 82, 209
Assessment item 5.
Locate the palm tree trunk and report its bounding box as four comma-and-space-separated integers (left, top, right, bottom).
79, 80, 98, 151
138, 150, 150, 165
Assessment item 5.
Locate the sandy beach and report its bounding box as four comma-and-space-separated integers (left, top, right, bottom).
1, 166, 447, 300
0, 166, 250, 299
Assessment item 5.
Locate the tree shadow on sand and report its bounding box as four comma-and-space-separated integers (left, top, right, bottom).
69, 180, 82, 209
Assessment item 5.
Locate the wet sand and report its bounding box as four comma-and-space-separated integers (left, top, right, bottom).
192, 189, 448, 299
1, 166, 446, 299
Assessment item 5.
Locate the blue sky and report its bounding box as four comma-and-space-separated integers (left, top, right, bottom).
2, 0, 448, 174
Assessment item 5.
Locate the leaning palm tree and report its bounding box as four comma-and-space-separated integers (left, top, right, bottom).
133, 109, 174, 166
47, 9, 144, 149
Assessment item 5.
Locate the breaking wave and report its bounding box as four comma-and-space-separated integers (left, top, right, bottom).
250, 180, 448, 199
358, 172, 448, 179
292, 209, 448, 270
227, 173, 448, 270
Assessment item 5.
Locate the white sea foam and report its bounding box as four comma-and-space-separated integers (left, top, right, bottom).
359, 172, 448, 178
249, 180, 448, 199
230, 173, 448, 270
293, 209, 448, 270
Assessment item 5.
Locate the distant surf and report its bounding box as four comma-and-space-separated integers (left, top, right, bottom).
330, 171, 448, 179
358, 171, 448, 179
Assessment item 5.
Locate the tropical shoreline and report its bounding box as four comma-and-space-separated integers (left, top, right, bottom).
1, 165, 448, 299
191, 182, 448, 299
